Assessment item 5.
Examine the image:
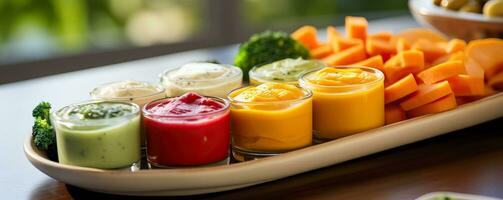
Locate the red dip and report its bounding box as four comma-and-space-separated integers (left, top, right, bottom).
143, 92, 230, 166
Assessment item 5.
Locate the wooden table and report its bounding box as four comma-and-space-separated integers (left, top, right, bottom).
2, 16, 502, 200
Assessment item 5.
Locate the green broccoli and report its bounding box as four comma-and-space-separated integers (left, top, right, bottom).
32, 101, 51, 122
234, 31, 311, 80
32, 102, 57, 161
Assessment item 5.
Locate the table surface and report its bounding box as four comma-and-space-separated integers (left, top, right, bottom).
2, 16, 503, 200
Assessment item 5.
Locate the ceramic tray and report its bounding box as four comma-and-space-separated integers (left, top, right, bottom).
24, 92, 503, 196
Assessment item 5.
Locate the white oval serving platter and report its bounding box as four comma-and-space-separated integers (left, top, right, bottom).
25, 92, 503, 196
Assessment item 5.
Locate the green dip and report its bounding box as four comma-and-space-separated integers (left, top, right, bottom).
52, 101, 140, 169
249, 58, 324, 84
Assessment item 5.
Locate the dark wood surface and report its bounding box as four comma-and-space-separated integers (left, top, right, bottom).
27, 118, 503, 200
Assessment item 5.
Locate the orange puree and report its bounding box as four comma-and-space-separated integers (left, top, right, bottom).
228, 83, 312, 152
300, 67, 384, 139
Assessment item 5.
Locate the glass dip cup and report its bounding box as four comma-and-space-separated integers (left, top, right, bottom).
143, 93, 231, 167
51, 101, 141, 169
227, 83, 313, 161
299, 66, 385, 141
249, 58, 323, 85
90, 80, 166, 147
160, 62, 243, 98
90, 80, 166, 108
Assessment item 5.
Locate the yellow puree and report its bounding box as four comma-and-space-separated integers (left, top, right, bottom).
229, 83, 312, 151
303, 67, 384, 139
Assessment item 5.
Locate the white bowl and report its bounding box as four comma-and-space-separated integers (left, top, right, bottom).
409, 0, 503, 40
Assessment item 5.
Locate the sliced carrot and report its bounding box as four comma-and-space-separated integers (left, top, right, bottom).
327, 25, 342, 44
396, 28, 448, 44
465, 38, 503, 79
448, 51, 464, 62
385, 104, 407, 124
383, 50, 425, 83
291, 25, 319, 49
488, 71, 503, 90
458, 85, 498, 103
407, 94, 457, 118
385, 74, 418, 104
310, 44, 333, 59
352, 55, 384, 71
345, 16, 368, 42
445, 39, 466, 54
411, 39, 447, 63
332, 37, 363, 52
322, 44, 367, 66
366, 38, 395, 60
400, 81, 452, 111
448, 52, 485, 78
400, 50, 425, 70
429, 54, 451, 67
368, 31, 393, 41
447, 74, 485, 96
395, 38, 411, 53
417, 61, 466, 84
464, 56, 485, 78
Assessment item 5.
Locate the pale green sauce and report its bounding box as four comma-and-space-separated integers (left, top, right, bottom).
252, 58, 324, 82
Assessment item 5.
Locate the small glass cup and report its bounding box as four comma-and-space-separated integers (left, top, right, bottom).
299, 66, 385, 141
249, 58, 323, 85
159, 64, 242, 98
143, 96, 231, 167
51, 101, 141, 169
90, 80, 166, 147
228, 85, 313, 161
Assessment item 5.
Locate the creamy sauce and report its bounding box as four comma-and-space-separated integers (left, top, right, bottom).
251, 58, 323, 83
161, 62, 242, 98
93, 81, 162, 98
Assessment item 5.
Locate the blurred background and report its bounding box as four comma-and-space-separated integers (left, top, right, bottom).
0, 0, 408, 83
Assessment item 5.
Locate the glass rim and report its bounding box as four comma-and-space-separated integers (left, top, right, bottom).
299, 66, 385, 89
227, 84, 313, 105
90, 80, 166, 100
159, 63, 242, 84
51, 100, 140, 125
142, 95, 230, 119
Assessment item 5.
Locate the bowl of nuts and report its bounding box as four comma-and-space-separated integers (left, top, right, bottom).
409, 0, 503, 40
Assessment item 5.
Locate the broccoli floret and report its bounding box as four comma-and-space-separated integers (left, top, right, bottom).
32, 102, 51, 122
33, 118, 55, 150
234, 31, 311, 80
32, 102, 57, 161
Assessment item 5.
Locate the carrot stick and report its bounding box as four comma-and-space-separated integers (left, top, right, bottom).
407, 94, 457, 118
327, 26, 342, 44
332, 37, 363, 52
395, 38, 410, 53
310, 44, 333, 59
352, 55, 384, 71
366, 38, 395, 60
396, 28, 448, 44
385, 73, 418, 104
345, 16, 368, 42
384, 50, 425, 83
465, 38, 503, 79
368, 31, 393, 41
400, 81, 453, 111
447, 75, 485, 96
417, 61, 466, 84
445, 39, 466, 54
411, 39, 447, 63
385, 104, 407, 124
291, 25, 319, 49
322, 44, 367, 66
